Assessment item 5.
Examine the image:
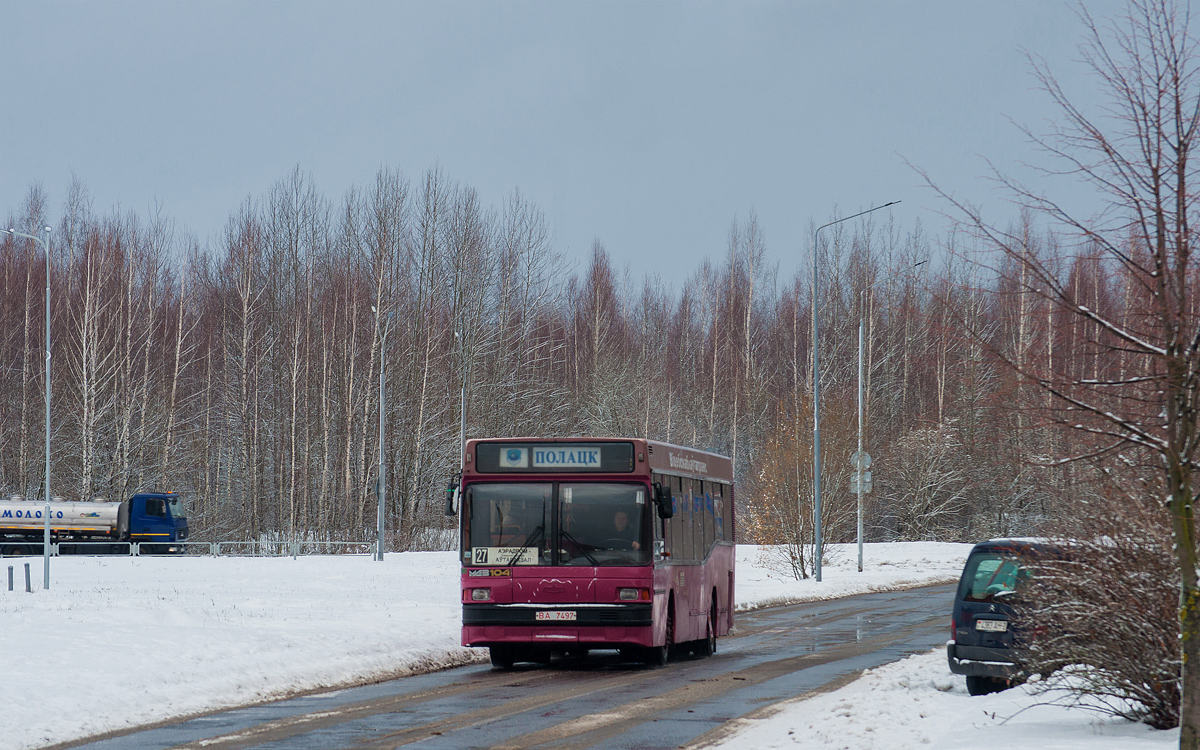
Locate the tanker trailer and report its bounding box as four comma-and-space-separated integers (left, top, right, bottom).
0, 491, 188, 555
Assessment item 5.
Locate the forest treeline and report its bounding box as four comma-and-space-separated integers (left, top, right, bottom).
0, 169, 1111, 550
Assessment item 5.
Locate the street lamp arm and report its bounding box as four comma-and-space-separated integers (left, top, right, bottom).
813, 201, 900, 238
3, 227, 50, 249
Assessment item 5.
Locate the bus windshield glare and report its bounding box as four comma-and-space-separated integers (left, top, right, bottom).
467, 482, 649, 566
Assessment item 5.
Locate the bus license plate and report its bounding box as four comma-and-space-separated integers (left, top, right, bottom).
535, 611, 576, 621
975, 619, 1007, 632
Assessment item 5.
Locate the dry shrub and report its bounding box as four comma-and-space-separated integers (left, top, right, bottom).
1014, 481, 1180, 729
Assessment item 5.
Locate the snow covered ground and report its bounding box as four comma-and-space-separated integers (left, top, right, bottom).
733, 542, 971, 609
0, 542, 1175, 750
713, 649, 1178, 750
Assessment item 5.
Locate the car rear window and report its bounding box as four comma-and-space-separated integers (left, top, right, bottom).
959, 552, 1029, 602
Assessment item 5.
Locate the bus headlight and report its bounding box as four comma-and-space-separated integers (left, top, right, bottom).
619, 588, 649, 601
471, 588, 491, 601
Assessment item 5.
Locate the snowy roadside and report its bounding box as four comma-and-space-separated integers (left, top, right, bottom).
735, 542, 972, 609
706, 647, 1178, 750
2, 542, 968, 750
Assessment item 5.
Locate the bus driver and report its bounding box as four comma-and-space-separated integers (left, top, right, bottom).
612, 510, 640, 551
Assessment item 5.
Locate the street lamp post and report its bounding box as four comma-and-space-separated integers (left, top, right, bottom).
373, 307, 393, 562
4, 225, 53, 589
455, 331, 465, 468
810, 202, 897, 582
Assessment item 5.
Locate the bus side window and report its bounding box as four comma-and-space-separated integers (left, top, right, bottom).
692, 479, 700, 561
723, 485, 734, 542
700, 480, 711, 558
658, 473, 674, 558
703, 482, 715, 552
664, 510, 674, 558
681, 477, 694, 563
713, 482, 723, 541
667, 476, 680, 561
716, 485, 725, 545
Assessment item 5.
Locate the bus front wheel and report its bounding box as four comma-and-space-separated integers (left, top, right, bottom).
644, 600, 674, 667
489, 646, 515, 670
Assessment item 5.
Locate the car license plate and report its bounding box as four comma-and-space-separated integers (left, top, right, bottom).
975, 619, 1008, 632
535, 611, 576, 621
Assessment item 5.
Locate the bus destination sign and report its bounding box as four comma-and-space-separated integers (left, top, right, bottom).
533, 447, 599, 468
475, 441, 635, 473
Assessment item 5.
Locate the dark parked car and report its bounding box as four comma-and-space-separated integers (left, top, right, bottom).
948, 538, 1053, 696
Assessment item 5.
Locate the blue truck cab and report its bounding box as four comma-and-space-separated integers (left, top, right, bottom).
121, 492, 189, 553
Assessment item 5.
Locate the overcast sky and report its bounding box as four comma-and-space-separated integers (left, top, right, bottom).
1, 1, 1120, 282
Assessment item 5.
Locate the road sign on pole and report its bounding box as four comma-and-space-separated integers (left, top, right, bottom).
850, 451, 874, 494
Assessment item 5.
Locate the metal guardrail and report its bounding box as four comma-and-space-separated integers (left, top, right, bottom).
55, 541, 134, 555
292, 541, 377, 555
213, 540, 379, 557
212, 540, 378, 557
1, 540, 384, 558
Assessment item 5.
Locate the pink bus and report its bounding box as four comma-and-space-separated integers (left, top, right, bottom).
450, 437, 735, 668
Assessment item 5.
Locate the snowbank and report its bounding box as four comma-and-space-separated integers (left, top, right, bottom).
2, 553, 473, 750
713, 647, 1178, 750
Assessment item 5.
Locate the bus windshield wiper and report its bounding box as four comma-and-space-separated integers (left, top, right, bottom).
560, 529, 598, 565
508, 523, 545, 568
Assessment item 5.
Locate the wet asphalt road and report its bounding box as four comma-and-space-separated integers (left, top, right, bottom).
56, 584, 955, 750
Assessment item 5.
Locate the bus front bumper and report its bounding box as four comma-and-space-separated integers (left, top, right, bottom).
462, 603, 653, 648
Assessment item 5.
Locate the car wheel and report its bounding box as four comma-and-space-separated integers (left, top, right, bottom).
966, 675, 1007, 696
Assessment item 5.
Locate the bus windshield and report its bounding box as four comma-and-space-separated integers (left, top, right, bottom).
465, 482, 649, 567
468, 483, 551, 566
558, 483, 648, 566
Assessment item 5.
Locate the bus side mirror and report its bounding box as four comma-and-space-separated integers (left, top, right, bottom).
444, 481, 460, 517
654, 483, 674, 519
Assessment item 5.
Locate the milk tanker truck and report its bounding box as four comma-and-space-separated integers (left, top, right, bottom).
0, 492, 189, 555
